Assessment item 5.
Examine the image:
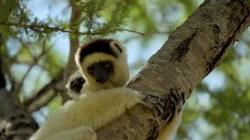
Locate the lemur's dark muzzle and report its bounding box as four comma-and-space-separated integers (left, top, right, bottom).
87, 61, 114, 84
95, 68, 111, 83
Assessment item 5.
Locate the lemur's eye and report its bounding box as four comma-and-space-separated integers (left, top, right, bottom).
78, 77, 85, 83
104, 63, 111, 69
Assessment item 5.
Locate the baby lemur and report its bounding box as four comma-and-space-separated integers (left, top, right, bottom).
65, 70, 85, 99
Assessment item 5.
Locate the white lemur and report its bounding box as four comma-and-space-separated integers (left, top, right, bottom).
65, 70, 85, 99
30, 38, 181, 140
75, 38, 130, 92
65, 38, 129, 98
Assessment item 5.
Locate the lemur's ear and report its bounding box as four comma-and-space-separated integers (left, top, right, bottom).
110, 40, 123, 54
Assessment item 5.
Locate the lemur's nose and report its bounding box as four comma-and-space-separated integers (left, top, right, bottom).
93, 67, 110, 83
87, 61, 114, 84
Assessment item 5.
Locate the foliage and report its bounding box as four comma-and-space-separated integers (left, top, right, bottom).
0, 0, 249, 139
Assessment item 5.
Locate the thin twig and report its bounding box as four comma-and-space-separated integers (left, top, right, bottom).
0, 21, 145, 36
23, 73, 63, 108
116, 28, 145, 36
14, 44, 53, 95
27, 90, 57, 112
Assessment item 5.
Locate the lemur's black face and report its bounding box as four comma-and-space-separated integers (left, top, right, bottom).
87, 61, 114, 83
77, 39, 124, 85
70, 77, 85, 93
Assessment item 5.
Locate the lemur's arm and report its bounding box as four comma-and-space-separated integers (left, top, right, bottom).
29, 88, 143, 140
44, 126, 96, 140
30, 88, 182, 140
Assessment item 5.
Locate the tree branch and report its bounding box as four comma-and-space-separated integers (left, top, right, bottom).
64, 0, 82, 80
27, 91, 57, 113
0, 90, 39, 140
0, 58, 6, 89
0, 21, 145, 36
96, 0, 250, 139
0, 33, 6, 90
58, 0, 83, 103
14, 45, 52, 95
23, 74, 63, 111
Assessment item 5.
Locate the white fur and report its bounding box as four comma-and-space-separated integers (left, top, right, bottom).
30, 88, 142, 140
158, 112, 182, 140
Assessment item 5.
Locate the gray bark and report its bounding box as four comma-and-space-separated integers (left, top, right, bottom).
96, 0, 250, 139
0, 90, 38, 140
0, 35, 38, 140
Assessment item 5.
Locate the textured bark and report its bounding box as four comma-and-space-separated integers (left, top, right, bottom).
0, 36, 38, 140
96, 0, 250, 139
0, 91, 39, 140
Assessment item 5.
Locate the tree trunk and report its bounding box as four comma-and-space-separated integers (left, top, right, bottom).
0, 38, 38, 140
96, 0, 250, 139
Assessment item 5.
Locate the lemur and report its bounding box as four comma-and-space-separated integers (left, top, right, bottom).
65, 70, 85, 99
75, 39, 130, 92
30, 39, 181, 140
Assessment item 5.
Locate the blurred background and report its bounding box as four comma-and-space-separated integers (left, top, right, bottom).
0, 0, 249, 139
